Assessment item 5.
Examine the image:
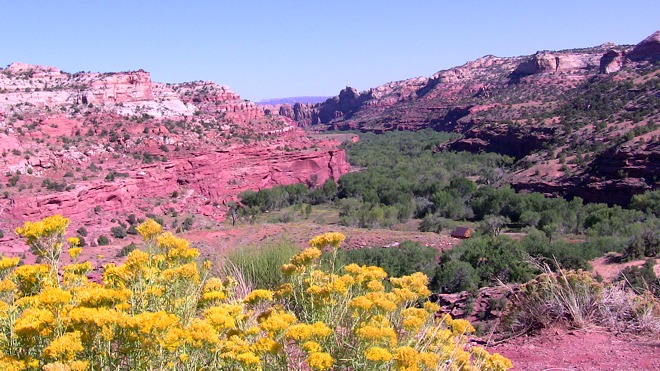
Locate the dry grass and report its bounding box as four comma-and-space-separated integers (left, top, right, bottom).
503, 263, 660, 337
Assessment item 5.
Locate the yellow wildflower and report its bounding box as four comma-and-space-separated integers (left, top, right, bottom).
401, 307, 428, 331
63, 261, 93, 275
356, 324, 397, 347
251, 337, 281, 355
67, 247, 82, 260
244, 289, 274, 305
309, 232, 345, 249
236, 351, 261, 367
15, 214, 70, 245
486, 353, 514, 371
449, 318, 475, 335
14, 308, 57, 337
274, 283, 293, 299
257, 308, 297, 335
419, 352, 440, 368
42, 331, 84, 361
0, 278, 16, 293
393, 346, 419, 370
390, 272, 431, 298
423, 300, 441, 314
0, 256, 20, 271
366, 279, 384, 292
307, 352, 334, 370
135, 219, 163, 241
37, 287, 72, 308
290, 247, 322, 267
349, 296, 373, 311
74, 283, 131, 308
67, 237, 80, 248
204, 305, 241, 332
280, 263, 302, 276
0, 355, 27, 371
365, 347, 393, 362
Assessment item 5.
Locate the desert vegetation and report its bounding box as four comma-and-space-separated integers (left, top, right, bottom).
0, 215, 512, 370
237, 130, 660, 292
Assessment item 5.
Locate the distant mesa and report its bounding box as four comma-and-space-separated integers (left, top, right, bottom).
257, 96, 331, 105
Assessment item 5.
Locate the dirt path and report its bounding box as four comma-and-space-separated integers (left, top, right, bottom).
487, 328, 660, 370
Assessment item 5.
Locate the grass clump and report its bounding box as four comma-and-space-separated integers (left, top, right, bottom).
503, 263, 660, 336
219, 239, 298, 291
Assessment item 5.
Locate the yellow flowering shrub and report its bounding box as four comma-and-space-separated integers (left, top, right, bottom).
0, 216, 512, 370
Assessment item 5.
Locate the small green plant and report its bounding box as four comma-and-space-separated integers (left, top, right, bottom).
117, 242, 139, 257
111, 225, 127, 239
97, 234, 110, 246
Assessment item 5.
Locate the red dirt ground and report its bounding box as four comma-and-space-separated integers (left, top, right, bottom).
488, 327, 660, 370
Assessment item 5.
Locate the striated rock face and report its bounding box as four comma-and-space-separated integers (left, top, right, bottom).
511, 50, 604, 77
0, 63, 266, 119
9, 145, 347, 221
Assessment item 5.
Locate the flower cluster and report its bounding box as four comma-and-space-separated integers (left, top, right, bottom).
308, 232, 346, 250
0, 216, 512, 370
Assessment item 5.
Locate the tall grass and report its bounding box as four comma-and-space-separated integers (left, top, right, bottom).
217, 238, 298, 292
503, 262, 660, 336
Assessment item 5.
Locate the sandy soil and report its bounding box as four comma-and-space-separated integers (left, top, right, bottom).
488, 327, 660, 370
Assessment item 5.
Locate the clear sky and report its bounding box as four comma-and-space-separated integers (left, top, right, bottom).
1, 1, 658, 101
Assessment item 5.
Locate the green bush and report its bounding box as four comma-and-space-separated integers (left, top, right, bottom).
97, 235, 110, 246
111, 225, 127, 239
117, 242, 139, 257
335, 241, 439, 281
440, 236, 536, 290
619, 259, 660, 296
432, 260, 479, 293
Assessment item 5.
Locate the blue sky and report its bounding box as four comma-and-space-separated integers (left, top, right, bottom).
1, 1, 658, 101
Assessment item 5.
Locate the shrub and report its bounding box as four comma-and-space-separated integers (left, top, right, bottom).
97, 234, 110, 246
1, 217, 512, 370
432, 260, 479, 293
619, 259, 660, 296
505, 265, 660, 335
111, 225, 127, 239
117, 242, 138, 257
335, 241, 438, 280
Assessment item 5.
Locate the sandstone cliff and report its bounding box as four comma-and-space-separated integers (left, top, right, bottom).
0, 63, 350, 252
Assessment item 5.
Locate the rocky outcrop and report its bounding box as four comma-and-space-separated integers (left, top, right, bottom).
0, 63, 266, 120
9, 145, 347, 220
628, 31, 660, 61
430, 286, 513, 326
511, 51, 602, 77
442, 123, 559, 159
600, 49, 626, 74
317, 87, 365, 123
171, 81, 263, 121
